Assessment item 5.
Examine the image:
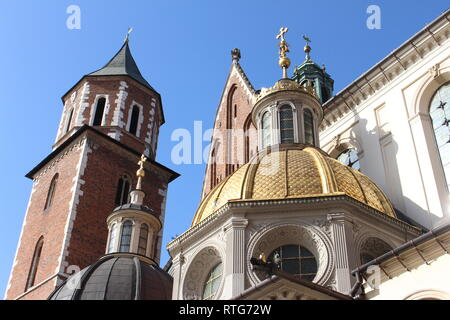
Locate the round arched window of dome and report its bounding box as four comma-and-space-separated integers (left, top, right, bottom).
268, 245, 317, 281
429, 82, 450, 190
337, 149, 360, 171
202, 262, 223, 300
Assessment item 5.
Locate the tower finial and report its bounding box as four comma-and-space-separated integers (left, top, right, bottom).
231, 48, 241, 63
276, 27, 291, 79
302, 34, 312, 61
136, 154, 147, 190
124, 27, 133, 43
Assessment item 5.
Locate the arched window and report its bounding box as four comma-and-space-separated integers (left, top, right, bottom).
93, 97, 106, 126
210, 148, 217, 189
337, 149, 360, 171
304, 109, 315, 145
129, 105, 140, 136
44, 174, 58, 210
137, 224, 149, 255
226, 86, 236, 176
279, 105, 294, 144
429, 82, 450, 190
244, 115, 252, 163
261, 111, 272, 149
25, 237, 44, 291
65, 108, 74, 134
269, 245, 317, 281
119, 221, 133, 252
202, 262, 223, 300
107, 223, 117, 253
115, 175, 131, 206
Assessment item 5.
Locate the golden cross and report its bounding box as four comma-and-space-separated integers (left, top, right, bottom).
138, 154, 147, 171
124, 27, 133, 43
276, 27, 288, 41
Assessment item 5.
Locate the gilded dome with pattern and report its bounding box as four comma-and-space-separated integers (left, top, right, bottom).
192, 145, 395, 225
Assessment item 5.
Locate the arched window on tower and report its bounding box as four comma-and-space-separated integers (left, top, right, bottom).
44, 174, 58, 210
107, 223, 117, 254
137, 224, 149, 256
304, 109, 315, 145
128, 105, 140, 136
115, 175, 131, 206
244, 115, 252, 163
119, 221, 133, 252
261, 111, 272, 149
337, 149, 360, 171
65, 108, 74, 134
279, 105, 294, 144
429, 82, 450, 190
93, 97, 106, 126
226, 85, 237, 176
25, 237, 44, 291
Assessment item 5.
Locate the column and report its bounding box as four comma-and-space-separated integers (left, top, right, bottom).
223, 217, 248, 298
327, 213, 357, 294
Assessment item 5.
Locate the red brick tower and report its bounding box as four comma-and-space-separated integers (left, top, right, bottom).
5, 40, 178, 300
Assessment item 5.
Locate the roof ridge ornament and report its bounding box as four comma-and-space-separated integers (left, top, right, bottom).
303, 34, 312, 62
276, 27, 291, 79
231, 48, 241, 63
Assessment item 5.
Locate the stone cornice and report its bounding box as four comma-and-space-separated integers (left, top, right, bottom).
321, 9, 450, 131
167, 194, 421, 255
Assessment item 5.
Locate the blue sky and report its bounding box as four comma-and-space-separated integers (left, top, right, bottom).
0, 1, 448, 297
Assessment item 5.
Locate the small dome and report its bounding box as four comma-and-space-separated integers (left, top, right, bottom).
48, 253, 172, 300
192, 145, 395, 225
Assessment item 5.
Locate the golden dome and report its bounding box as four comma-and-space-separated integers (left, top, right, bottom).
192, 145, 396, 225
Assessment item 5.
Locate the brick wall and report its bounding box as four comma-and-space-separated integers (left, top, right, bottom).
6, 130, 171, 300
201, 65, 258, 198
5, 139, 84, 300
54, 76, 162, 160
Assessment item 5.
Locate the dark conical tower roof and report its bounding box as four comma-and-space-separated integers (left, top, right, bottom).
89, 41, 155, 91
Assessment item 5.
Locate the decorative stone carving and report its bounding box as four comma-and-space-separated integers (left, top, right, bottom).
360, 237, 393, 259
429, 63, 440, 79
182, 246, 223, 300
313, 218, 331, 236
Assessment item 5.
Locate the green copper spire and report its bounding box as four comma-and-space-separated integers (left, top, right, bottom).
291, 35, 334, 104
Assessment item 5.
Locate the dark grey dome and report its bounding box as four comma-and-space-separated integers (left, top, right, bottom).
48, 253, 172, 300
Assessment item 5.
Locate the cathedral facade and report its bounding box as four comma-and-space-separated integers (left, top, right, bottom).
5, 9, 450, 300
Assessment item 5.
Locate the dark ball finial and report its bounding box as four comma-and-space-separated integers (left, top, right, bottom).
231, 48, 241, 63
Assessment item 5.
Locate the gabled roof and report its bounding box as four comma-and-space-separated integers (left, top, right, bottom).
88, 41, 155, 91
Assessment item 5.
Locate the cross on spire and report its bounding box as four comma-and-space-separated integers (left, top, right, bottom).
124, 27, 133, 43
276, 27, 288, 42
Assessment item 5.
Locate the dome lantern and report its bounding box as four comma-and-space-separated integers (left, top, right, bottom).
106, 154, 162, 258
